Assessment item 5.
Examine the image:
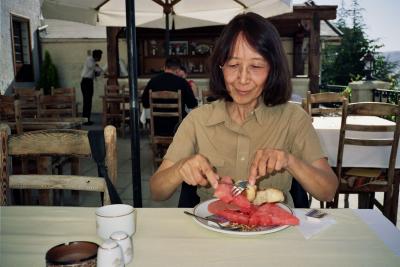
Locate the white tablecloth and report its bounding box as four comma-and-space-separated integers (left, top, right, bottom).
313, 116, 399, 167
1, 207, 399, 266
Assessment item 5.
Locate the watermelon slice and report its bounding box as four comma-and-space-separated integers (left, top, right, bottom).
210, 177, 299, 227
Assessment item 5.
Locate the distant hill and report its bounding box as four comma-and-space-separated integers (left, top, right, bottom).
381, 51, 400, 72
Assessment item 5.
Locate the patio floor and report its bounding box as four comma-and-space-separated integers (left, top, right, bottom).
78, 114, 400, 227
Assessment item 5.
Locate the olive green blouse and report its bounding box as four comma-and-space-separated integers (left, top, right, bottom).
165, 99, 325, 207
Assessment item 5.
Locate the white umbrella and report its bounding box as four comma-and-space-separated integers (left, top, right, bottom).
41, 0, 293, 28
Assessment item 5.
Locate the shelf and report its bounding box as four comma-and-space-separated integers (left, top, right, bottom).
139, 35, 218, 76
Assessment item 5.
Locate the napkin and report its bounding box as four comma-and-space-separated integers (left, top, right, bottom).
294, 210, 336, 239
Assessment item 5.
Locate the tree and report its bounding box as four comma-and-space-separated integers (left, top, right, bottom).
321, 0, 399, 88
38, 51, 60, 95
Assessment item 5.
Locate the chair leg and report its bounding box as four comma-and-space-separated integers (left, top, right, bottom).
383, 189, 395, 224
358, 193, 370, 209
344, 193, 349, 208
368, 192, 375, 209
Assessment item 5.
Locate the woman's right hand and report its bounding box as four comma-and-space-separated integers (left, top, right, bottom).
176, 154, 220, 189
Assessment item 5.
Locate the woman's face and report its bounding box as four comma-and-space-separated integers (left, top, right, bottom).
222, 33, 270, 107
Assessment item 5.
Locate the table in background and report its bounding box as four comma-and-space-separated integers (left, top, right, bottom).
1, 206, 399, 266
313, 116, 399, 168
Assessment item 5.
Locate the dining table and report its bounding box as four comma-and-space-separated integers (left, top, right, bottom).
1, 206, 400, 266
312, 116, 399, 168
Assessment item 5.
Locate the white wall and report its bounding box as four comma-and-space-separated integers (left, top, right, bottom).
41, 39, 107, 113
0, 0, 41, 95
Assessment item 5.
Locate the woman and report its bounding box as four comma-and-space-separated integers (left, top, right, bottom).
150, 12, 338, 207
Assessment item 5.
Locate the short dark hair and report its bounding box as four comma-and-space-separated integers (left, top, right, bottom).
209, 12, 292, 106
92, 49, 103, 59
179, 65, 187, 73
165, 56, 182, 70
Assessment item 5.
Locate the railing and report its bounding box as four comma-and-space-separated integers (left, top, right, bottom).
372, 89, 400, 104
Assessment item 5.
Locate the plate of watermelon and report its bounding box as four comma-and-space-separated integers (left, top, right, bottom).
192, 198, 297, 236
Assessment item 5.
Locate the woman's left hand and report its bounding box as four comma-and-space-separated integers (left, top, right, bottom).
248, 149, 292, 185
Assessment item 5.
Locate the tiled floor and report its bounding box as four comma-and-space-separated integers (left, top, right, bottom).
78, 114, 399, 227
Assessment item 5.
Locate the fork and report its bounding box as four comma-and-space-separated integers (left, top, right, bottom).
305, 209, 327, 219
183, 211, 241, 230
231, 180, 248, 197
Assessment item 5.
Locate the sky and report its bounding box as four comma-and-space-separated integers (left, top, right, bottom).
293, 0, 399, 52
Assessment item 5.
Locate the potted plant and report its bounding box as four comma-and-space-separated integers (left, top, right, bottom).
37, 50, 60, 95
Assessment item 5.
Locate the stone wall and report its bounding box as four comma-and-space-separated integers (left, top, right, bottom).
0, 0, 41, 94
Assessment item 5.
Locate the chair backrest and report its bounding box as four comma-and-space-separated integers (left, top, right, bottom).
0, 124, 117, 206
149, 90, 183, 138
336, 100, 400, 185
0, 95, 22, 134
12, 87, 41, 118
51, 87, 76, 97
38, 94, 77, 117
201, 90, 216, 104
305, 90, 347, 116
104, 84, 127, 96
149, 90, 182, 167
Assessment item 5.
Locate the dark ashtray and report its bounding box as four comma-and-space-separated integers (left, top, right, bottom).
46, 241, 98, 267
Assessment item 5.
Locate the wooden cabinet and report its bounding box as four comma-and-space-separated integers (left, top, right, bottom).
137, 27, 223, 77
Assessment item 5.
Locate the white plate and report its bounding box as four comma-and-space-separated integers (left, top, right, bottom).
192, 199, 293, 236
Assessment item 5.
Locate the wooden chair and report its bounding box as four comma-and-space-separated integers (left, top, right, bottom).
303, 91, 348, 207
51, 87, 78, 115
38, 94, 77, 118
329, 100, 400, 224
201, 90, 216, 104
12, 87, 41, 118
0, 95, 22, 134
305, 90, 347, 116
149, 90, 182, 168
0, 124, 117, 206
102, 84, 130, 137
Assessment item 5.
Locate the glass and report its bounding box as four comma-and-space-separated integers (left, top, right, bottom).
221, 61, 268, 77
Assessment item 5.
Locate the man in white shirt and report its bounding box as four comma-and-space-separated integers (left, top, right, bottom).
80, 49, 103, 125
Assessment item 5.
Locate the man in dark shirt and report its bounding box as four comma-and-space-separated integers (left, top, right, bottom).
142, 56, 198, 136
142, 57, 199, 208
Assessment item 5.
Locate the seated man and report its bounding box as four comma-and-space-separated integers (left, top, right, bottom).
141, 56, 198, 136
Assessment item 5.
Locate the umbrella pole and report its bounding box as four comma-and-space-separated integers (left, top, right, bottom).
125, 0, 142, 207
165, 8, 170, 56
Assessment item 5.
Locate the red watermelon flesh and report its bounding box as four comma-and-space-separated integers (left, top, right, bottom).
213, 182, 234, 203
210, 178, 299, 227
249, 203, 299, 226
231, 194, 257, 213
208, 199, 240, 214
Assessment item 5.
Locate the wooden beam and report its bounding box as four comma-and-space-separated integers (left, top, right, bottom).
308, 13, 321, 93
272, 5, 337, 20
106, 27, 121, 86
293, 32, 305, 76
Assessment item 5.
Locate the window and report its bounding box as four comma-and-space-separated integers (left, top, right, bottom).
11, 14, 34, 82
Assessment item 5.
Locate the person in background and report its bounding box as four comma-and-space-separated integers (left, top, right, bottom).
141, 56, 198, 137
149, 12, 338, 208
142, 56, 198, 207
80, 49, 103, 125
177, 65, 199, 98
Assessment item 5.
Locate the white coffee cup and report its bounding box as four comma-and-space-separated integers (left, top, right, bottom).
96, 204, 136, 239
110, 231, 133, 264
97, 239, 124, 267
